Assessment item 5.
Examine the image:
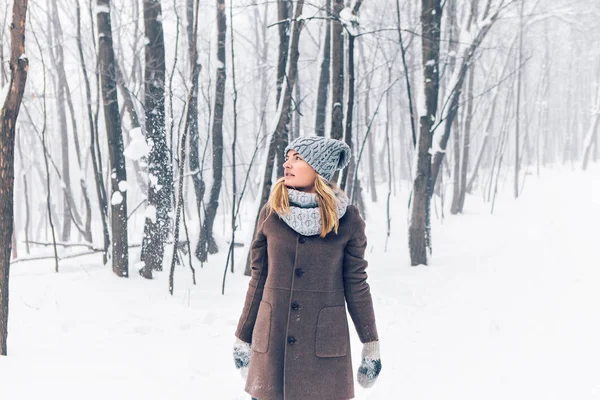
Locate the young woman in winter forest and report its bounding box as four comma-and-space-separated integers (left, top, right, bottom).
232, 136, 382, 400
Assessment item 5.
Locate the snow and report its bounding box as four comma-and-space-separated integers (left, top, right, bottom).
339, 7, 360, 35
144, 204, 157, 223
124, 128, 150, 161
2, 166, 600, 399
96, 4, 109, 14
110, 191, 123, 205
118, 180, 128, 192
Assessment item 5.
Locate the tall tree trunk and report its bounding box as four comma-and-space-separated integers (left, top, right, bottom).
340, 1, 363, 192
50, 0, 93, 243
244, 0, 306, 276
330, 0, 344, 142
457, 66, 475, 212
47, 4, 72, 242
76, 0, 110, 264
514, 0, 524, 198
97, 0, 129, 278
0, 0, 28, 356
449, 116, 461, 214
315, 0, 331, 137
140, 0, 172, 277
408, 0, 441, 266
275, 0, 292, 179
195, 0, 227, 263
186, 0, 206, 257
582, 68, 600, 171
16, 134, 30, 254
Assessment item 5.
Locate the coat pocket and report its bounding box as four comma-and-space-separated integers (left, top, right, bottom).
315, 305, 349, 358
251, 301, 271, 353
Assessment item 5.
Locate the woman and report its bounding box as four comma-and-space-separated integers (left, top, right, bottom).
233, 136, 382, 400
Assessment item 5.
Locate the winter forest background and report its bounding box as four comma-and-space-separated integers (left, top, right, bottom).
1, 0, 599, 398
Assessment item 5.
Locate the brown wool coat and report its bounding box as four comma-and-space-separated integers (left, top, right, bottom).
235, 202, 379, 400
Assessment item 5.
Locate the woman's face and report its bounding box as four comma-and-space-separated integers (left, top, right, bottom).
283, 149, 317, 193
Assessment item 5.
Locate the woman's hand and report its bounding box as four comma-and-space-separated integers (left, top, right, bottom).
357, 340, 382, 388
233, 337, 251, 379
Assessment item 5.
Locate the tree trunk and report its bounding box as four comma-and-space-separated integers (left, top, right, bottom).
315, 0, 331, 137
0, 0, 28, 356
97, 0, 129, 278
330, 0, 344, 143
140, 0, 172, 276
457, 67, 475, 212
16, 135, 30, 254
275, 0, 292, 180
186, 0, 206, 259
408, 0, 441, 266
76, 0, 110, 264
244, 0, 306, 276
514, 0, 524, 198
195, 0, 227, 263
50, 0, 93, 244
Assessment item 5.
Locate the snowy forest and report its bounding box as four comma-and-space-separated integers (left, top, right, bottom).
1, 0, 599, 398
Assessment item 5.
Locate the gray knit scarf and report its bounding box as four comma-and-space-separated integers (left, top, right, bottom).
278, 187, 349, 236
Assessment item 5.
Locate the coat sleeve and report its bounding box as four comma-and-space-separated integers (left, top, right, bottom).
234, 204, 270, 343
343, 207, 379, 343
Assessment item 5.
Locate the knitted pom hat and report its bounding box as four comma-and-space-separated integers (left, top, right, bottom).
284, 136, 351, 181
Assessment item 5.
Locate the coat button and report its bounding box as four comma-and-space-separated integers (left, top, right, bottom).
295, 268, 304, 277
299, 236, 306, 243
291, 302, 300, 311
287, 336, 296, 344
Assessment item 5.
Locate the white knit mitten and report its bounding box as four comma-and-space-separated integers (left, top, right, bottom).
357, 340, 382, 388
233, 337, 251, 379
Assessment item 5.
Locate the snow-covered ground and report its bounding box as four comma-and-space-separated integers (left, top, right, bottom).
1, 165, 599, 399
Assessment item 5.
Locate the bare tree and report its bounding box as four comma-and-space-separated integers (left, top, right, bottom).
97, 0, 129, 277
330, 0, 344, 143
0, 0, 29, 356
186, 0, 205, 263
315, 0, 331, 137
196, 0, 227, 263
408, 0, 442, 266
244, 0, 306, 276
140, 0, 173, 277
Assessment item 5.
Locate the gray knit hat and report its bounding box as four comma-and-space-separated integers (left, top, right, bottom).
284, 136, 351, 181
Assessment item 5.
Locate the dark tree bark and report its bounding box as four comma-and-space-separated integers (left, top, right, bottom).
195, 0, 227, 263
97, 0, 129, 278
76, 0, 110, 264
408, 0, 441, 266
244, 0, 305, 276
140, 0, 173, 277
330, 0, 344, 142
0, 0, 28, 356
456, 67, 475, 212
186, 0, 205, 258
340, 1, 362, 192
314, 0, 331, 137
275, 0, 292, 179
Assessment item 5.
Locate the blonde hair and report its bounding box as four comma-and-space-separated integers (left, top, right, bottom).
268, 175, 345, 238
